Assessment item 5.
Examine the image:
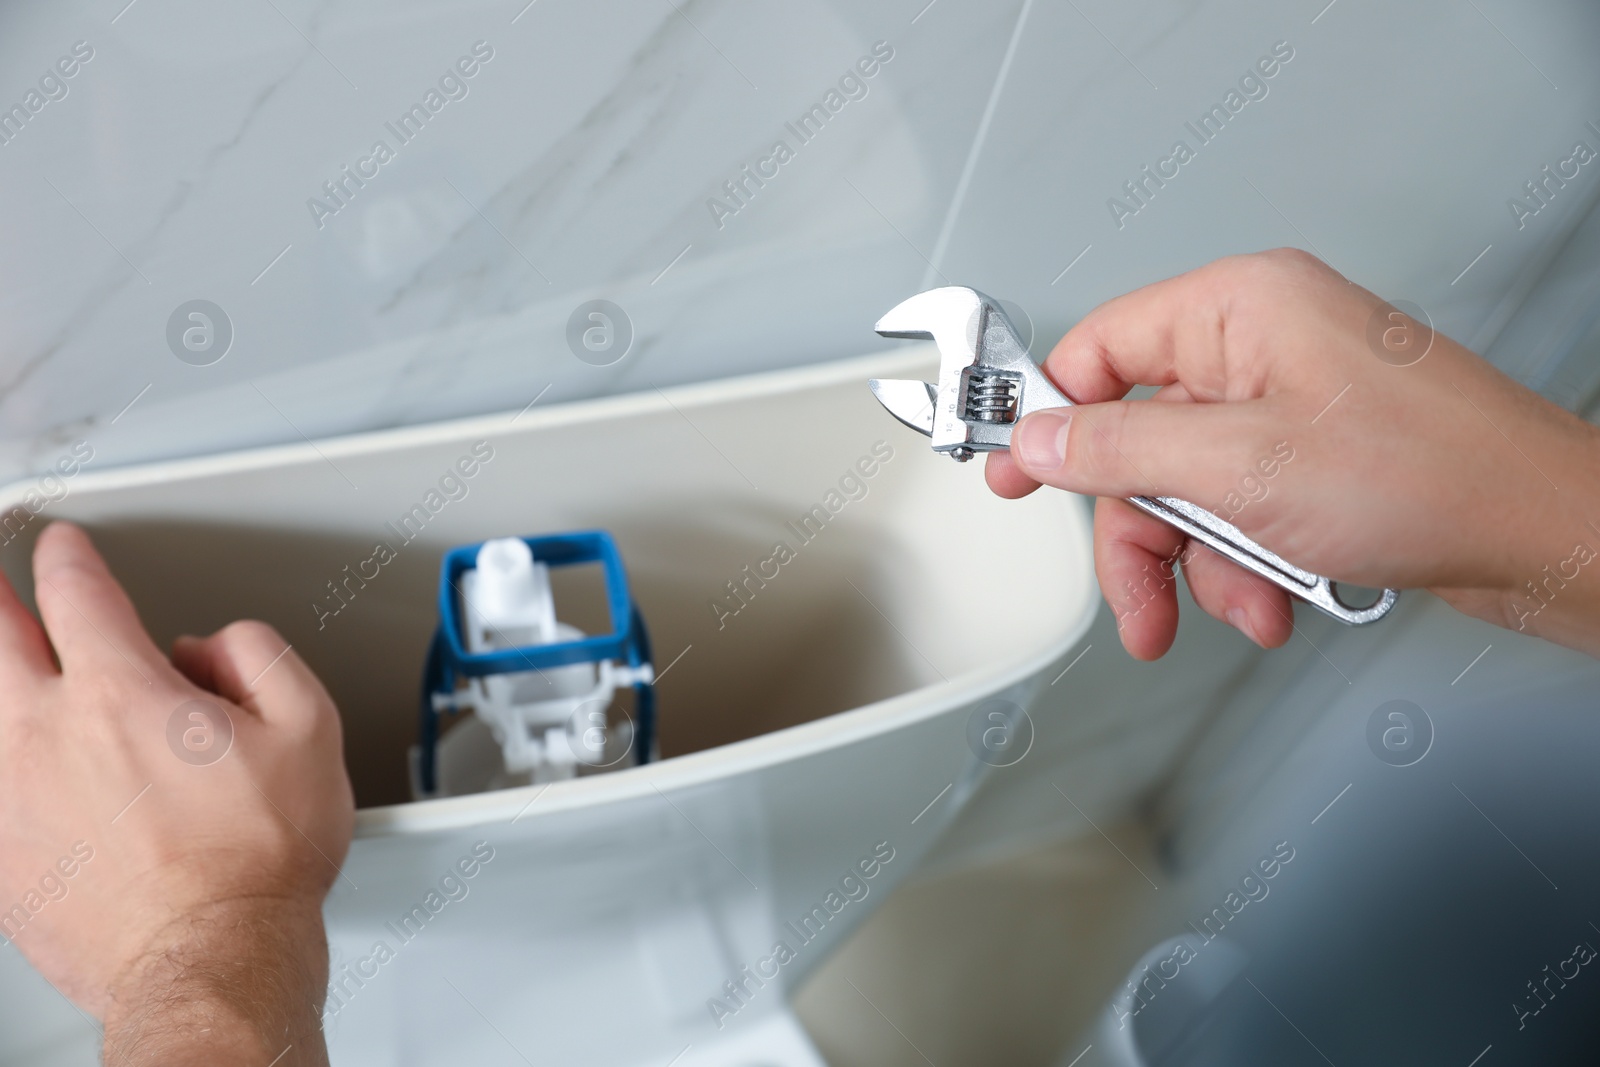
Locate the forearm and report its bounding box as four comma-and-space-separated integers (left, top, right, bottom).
1435, 400, 1600, 656
102, 898, 331, 1067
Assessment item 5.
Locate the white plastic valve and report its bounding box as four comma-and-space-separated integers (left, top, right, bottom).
464, 537, 557, 648
428, 538, 640, 795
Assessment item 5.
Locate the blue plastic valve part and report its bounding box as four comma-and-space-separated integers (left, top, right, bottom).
416, 530, 655, 797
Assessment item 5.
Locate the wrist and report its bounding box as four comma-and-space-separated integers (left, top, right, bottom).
1444, 408, 1600, 655
103, 895, 331, 1067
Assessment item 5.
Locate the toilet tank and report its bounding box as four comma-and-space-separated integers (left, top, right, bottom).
0, 348, 1096, 1066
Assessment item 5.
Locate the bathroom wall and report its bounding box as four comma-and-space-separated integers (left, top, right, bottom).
1, 0, 1597, 485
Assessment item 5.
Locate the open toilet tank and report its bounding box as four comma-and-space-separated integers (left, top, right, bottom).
0, 348, 1096, 1066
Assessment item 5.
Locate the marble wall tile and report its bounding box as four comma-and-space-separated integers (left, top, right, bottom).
0, 0, 1594, 483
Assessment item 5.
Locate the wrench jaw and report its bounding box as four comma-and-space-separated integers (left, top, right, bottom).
876, 287, 986, 458
867, 378, 938, 438
873, 286, 985, 345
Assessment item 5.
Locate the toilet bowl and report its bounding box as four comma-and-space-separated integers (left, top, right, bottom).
0, 348, 1096, 1066
1075, 934, 1250, 1067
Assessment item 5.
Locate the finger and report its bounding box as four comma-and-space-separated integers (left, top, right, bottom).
0, 562, 57, 688
1177, 544, 1295, 649
1150, 381, 1194, 404
1010, 397, 1271, 505
1041, 261, 1234, 405
172, 620, 335, 732
1094, 499, 1185, 660
1041, 250, 1338, 405
32, 522, 168, 680
984, 383, 1193, 501
169, 634, 216, 692
983, 451, 1040, 498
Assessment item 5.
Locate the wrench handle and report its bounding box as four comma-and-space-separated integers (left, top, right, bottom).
1127, 495, 1398, 625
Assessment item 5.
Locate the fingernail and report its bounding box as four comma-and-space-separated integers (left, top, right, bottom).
1225, 608, 1261, 646
1013, 412, 1071, 473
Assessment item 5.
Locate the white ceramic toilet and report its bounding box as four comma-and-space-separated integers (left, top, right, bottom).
0, 348, 1097, 1066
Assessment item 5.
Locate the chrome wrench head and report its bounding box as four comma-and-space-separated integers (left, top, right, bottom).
872, 286, 1068, 461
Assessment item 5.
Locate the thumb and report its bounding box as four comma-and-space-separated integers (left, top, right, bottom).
171, 620, 336, 733
1009, 398, 1268, 505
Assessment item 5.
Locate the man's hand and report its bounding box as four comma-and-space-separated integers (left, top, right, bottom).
0, 521, 354, 1065
988, 249, 1600, 660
